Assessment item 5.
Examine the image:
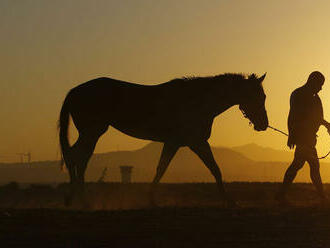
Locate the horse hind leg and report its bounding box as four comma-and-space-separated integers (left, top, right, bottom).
63, 146, 79, 206
75, 125, 108, 183
66, 125, 108, 206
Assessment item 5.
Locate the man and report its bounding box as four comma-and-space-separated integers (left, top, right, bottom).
277, 71, 330, 205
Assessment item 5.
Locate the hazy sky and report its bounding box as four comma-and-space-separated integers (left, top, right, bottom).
1, 0, 330, 162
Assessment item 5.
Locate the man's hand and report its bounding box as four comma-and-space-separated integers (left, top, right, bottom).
322, 120, 330, 135
287, 135, 295, 149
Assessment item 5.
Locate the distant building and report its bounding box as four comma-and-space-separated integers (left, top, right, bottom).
119, 166, 133, 183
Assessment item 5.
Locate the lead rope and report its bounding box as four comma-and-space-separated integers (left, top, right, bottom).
267, 125, 330, 160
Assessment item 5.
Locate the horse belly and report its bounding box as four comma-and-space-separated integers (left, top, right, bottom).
110, 111, 212, 144
109, 115, 173, 141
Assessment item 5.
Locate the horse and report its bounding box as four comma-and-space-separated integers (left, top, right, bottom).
58, 72, 268, 206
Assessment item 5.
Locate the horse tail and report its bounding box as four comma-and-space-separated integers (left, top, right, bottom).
58, 93, 72, 170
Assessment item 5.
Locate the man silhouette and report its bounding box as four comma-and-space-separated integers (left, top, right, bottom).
277, 71, 330, 205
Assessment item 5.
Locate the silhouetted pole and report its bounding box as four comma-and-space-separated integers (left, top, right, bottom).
98, 167, 108, 183
16, 152, 31, 165
27, 152, 31, 163
120, 166, 133, 183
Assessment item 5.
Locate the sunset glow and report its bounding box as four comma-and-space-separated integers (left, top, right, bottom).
1, 0, 330, 167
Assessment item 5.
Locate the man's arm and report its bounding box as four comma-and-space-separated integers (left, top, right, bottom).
316, 95, 330, 133
321, 119, 330, 126
287, 92, 298, 149
321, 120, 330, 134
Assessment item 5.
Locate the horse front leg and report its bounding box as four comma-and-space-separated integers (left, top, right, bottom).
189, 141, 237, 207
150, 143, 179, 206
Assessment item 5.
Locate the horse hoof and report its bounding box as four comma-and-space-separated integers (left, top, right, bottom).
225, 199, 238, 208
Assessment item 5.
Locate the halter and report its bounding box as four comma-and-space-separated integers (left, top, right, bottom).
239, 107, 253, 126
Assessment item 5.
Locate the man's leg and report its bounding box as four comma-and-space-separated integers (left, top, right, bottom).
277, 146, 306, 203
306, 147, 326, 200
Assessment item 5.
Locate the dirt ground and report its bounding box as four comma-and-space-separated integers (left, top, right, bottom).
1, 182, 330, 247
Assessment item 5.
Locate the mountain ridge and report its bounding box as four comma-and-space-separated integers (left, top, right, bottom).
1, 142, 330, 183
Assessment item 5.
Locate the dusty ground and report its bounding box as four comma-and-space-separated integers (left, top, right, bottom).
1, 182, 330, 247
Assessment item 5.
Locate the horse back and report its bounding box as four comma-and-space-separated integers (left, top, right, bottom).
67, 77, 214, 142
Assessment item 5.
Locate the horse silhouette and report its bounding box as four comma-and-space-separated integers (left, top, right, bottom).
58, 73, 268, 206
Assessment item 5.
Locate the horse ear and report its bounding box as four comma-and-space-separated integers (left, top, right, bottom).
258, 73, 267, 84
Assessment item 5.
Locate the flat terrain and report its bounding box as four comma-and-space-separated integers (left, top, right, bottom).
1, 182, 330, 247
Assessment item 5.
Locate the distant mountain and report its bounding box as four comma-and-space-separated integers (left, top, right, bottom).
89, 142, 256, 182
1, 142, 330, 183
232, 143, 293, 162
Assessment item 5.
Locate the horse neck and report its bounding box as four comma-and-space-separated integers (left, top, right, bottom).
210, 79, 246, 116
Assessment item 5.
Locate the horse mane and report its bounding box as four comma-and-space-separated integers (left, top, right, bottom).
167, 73, 259, 85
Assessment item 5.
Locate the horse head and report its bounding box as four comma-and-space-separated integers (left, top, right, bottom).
239, 73, 268, 131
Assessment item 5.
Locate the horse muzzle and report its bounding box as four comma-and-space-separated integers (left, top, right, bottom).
253, 117, 268, 131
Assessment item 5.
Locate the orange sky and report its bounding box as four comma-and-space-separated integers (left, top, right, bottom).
1, 0, 330, 162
